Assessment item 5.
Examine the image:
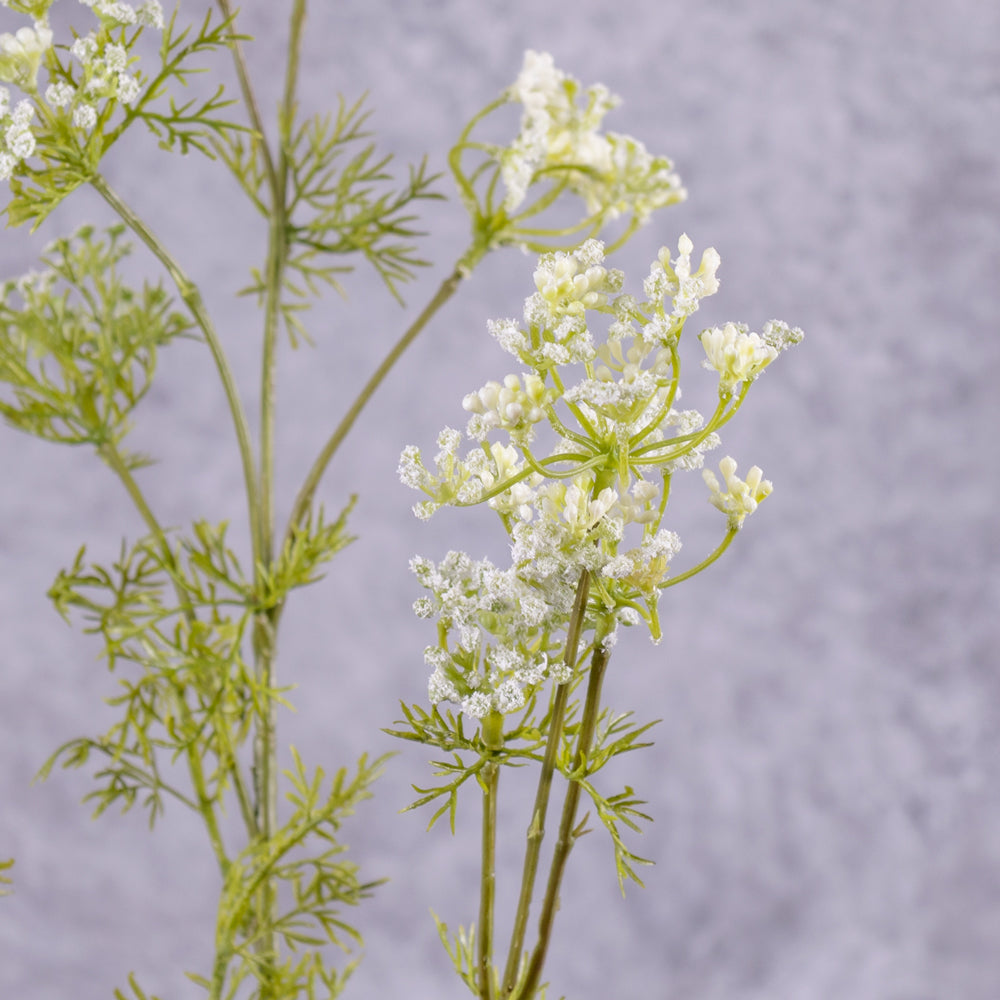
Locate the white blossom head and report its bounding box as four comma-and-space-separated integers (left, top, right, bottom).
496, 50, 685, 225
412, 552, 570, 721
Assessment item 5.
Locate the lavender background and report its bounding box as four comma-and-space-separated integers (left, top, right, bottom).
2, 1, 998, 998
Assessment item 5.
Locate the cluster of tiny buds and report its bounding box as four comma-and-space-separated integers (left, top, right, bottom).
700, 319, 803, 393
533, 255, 614, 316
703, 456, 772, 529
77, 0, 164, 29
462, 373, 549, 443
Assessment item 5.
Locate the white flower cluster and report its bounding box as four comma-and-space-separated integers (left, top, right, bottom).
0, 0, 164, 154
55, 1, 163, 130
644, 233, 722, 325
402, 237, 801, 718
531, 242, 622, 319
412, 551, 571, 719
500, 50, 685, 222
0, 85, 35, 179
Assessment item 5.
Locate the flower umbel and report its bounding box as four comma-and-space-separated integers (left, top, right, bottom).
500, 51, 685, 222
402, 237, 801, 717
449, 51, 685, 260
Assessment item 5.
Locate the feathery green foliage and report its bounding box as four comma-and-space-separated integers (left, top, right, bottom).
0, 225, 189, 457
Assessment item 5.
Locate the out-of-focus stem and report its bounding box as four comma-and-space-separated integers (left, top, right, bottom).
89, 175, 261, 570
282, 251, 483, 547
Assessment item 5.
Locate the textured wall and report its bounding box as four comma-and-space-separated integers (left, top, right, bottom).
1, 1, 998, 998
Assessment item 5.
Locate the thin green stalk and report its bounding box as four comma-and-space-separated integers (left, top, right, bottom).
516, 640, 611, 1000
501, 569, 590, 996
660, 526, 738, 588
248, 6, 308, 993
89, 174, 261, 572
478, 760, 499, 1000
215, 0, 281, 198
218, 0, 293, 982
282, 250, 484, 547
258, 0, 304, 568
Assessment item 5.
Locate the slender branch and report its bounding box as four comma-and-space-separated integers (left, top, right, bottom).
501, 569, 590, 996
99, 445, 175, 563
90, 176, 265, 853
282, 252, 482, 545
660, 526, 738, 588
88, 174, 261, 573
217, 718, 260, 841
215, 0, 280, 197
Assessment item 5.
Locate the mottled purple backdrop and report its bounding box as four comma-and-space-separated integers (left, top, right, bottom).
2, 1, 998, 998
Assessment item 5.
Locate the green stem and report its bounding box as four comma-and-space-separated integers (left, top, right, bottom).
478, 759, 500, 1000
501, 569, 590, 996
516, 639, 611, 1000
216, 0, 281, 198
281, 250, 484, 546
257, 0, 303, 568
660, 526, 738, 588
89, 174, 261, 572
249, 6, 307, 994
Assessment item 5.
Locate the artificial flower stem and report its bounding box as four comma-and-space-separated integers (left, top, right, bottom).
215, 0, 281, 198
250, 5, 308, 992
478, 758, 500, 1000
660, 526, 738, 589
283, 248, 486, 546
500, 568, 590, 996
88, 174, 262, 572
